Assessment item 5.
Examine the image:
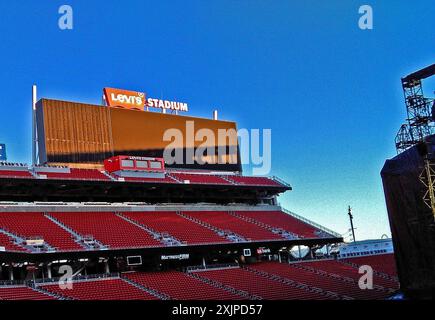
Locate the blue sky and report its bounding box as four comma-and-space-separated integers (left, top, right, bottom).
0, 1, 433, 240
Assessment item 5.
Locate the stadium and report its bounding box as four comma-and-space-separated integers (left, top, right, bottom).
0, 85, 401, 301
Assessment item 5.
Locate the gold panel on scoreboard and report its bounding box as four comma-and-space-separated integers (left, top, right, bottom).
36, 99, 241, 171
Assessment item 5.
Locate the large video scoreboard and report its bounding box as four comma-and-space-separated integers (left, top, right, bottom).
36, 98, 241, 172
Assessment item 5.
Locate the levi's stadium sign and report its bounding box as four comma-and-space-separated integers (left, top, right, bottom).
103, 87, 188, 112
147, 97, 188, 112
103, 88, 145, 110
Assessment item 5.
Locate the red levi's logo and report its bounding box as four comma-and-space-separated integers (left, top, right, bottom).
103, 88, 146, 110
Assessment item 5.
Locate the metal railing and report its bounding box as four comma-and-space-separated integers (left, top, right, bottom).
271, 176, 292, 188
0, 279, 26, 287
185, 263, 239, 272
280, 207, 342, 238
32, 272, 120, 285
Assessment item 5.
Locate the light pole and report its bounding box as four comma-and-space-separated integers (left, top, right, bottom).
348, 206, 356, 242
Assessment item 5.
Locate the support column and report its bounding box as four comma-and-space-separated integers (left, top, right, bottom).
9, 267, 14, 281
105, 261, 110, 274
47, 264, 52, 279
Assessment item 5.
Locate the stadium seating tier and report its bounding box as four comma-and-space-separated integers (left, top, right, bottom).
0, 212, 83, 251
0, 170, 33, 178
37, 168, 109, 181
185, 211, 284, 241
0, 165, 289, 188
41, 278, 158, 300
0, 286, 56, 300
225, 176, 282, 187
0, 256, 399, 300
49, 212, 163, 249
125, 271, 243, 300
343, 254, 398, 277
235, 210, 325, 239
122, 211, 230, 245
193, 267, 328, 300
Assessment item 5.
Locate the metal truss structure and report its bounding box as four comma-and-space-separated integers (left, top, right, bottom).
395, 64, 435, 153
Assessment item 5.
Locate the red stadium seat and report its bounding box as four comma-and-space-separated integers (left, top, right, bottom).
122, 211, 229, 245
41, 278, 158, 300
185, 211, 283, 241
50, 212, 163, 249
193, 267, 327, 300
225, 176, 282, 187
0, 232, 28, 252
301, 259, 399, 291
234, 210, 327, 239
342, 254, 398, 277
0, 212, 84, 251
0, 210, 327, 251
125, 271, 243, 300
0, 286, 55, 300
248, 261, 395, 300
0, 170, 33, 179
0, 257, 399, 300
38, 168, 109, 181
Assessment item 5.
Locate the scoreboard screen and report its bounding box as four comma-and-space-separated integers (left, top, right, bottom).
36, 99, 241, 172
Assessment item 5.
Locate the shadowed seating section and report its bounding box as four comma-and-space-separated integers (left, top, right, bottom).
49, 212, 162, 249
0, 257, 399, 300
343, 254, 397, 277
234, 210, 326, 239
0, 212, 83, 251
248, 261, 392, 300
125, 271, 243, 300
41, 278, 158, 300
0, 286, 55, 300
193, 267, 328, 300
122, 211, 229, 245
185, 211, 284, 241
301, 259, 399, 290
